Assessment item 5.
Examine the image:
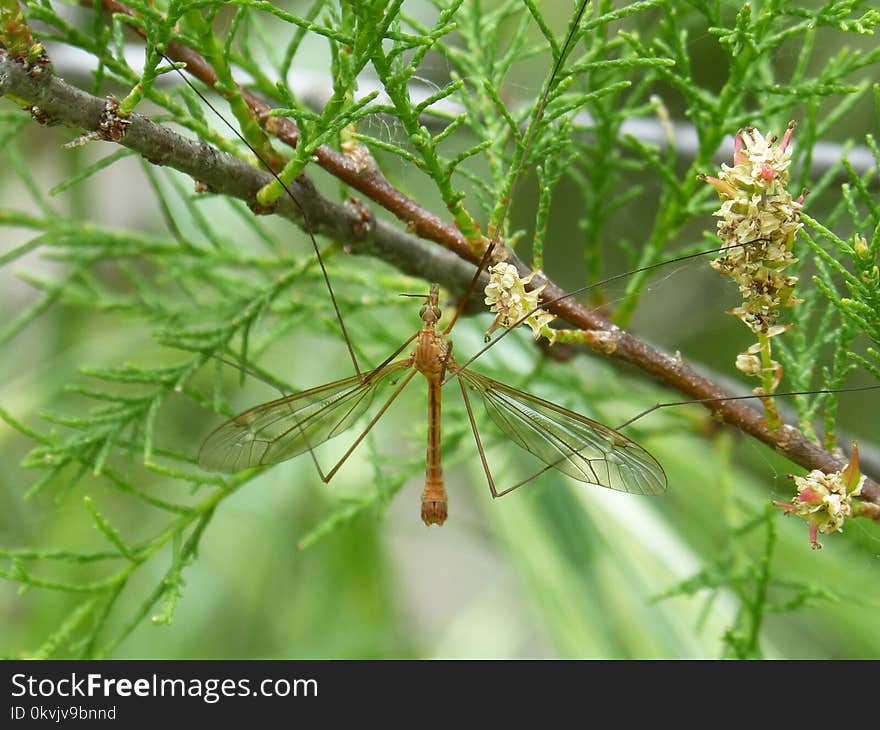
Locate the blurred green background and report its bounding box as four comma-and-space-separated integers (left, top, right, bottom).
1, 0, 879, 659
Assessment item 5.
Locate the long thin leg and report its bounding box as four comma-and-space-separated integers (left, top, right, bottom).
443, 239, 497, 336
615, 383, 880, 430
457, 376, 583, 499
458, 376, 499, 497
161, 53, 362, 379
362, 331, 419, 385
305, 369, 418, 484
442, 3, 590, 338
441, 239, 768, 387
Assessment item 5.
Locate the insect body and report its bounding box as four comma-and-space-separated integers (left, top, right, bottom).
410, 284, 455, 525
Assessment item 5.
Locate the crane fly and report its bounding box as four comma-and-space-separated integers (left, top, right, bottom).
183, 0, 876, 527
190, 0, 671, 524
187, 0, 845, 526
199, 283, 666, 525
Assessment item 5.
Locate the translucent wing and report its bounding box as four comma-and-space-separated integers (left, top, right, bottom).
199, 360, 411, 472
459, 370, 666, 495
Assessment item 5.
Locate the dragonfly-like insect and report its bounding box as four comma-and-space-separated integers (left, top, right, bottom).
190, 0, 673, 525
185, 0, 875, 525
198, 282, 665, 525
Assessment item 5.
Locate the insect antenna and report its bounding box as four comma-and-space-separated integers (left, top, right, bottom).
158, 52, 363, 380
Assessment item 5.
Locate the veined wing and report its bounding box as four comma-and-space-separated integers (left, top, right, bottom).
459, 370, 666, 495
199, 360, 411, 472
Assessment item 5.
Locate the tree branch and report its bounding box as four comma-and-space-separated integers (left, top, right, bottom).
1, 38, 876, 510
0, 50, 480, 298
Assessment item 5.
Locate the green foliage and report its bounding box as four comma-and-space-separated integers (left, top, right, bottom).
801, 167, 880, 375
1, 0, 880, 659
654, 499, 840, 660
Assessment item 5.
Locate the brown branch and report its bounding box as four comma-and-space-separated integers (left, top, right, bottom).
3, 25, 877, 511
0, 51, 479, 298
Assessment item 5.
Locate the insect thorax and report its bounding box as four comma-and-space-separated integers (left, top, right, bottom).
412, 329, 453, 379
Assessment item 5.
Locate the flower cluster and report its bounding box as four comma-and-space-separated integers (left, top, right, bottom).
484, 262, 555, 340
701, 123, 804, 417
773, 443, 865, 549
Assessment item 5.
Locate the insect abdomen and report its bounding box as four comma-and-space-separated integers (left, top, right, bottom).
422, 378, 447, 525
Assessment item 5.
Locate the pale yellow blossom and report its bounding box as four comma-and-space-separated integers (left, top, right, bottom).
702, 122, 803, 411
484, 262, 555, 339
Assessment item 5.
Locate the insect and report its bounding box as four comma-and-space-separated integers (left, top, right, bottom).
188, 0, 666, 524
184, 1, 876, 525
198, 283, 665, 525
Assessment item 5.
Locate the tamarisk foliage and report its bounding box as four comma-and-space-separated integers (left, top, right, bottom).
1, 0, 879, 659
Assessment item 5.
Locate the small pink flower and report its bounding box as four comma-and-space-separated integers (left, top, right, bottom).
699, 174, 738, 198
779, 121, 796, 153
483, 262, 555, 340
701, 122, 802, 412
796, 486, 823, 505
773, 443, 864, 549
759, 163, 778, 181
733, 130, 748, 165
